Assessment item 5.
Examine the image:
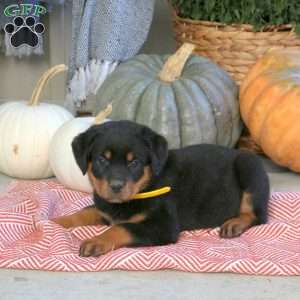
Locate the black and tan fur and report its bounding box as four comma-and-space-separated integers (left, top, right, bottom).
53, 121, 270, 257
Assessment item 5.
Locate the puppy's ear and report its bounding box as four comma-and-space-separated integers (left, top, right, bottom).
141, 126, 168, 176
71, 127, 99, 175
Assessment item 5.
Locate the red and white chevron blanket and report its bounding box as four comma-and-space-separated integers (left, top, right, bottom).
0, 180, 299, 275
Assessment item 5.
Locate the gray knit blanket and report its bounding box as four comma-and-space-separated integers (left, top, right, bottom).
66, 0, 155, 111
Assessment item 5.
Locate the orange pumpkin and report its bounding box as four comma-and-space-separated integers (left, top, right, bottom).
240, 49, 300, 172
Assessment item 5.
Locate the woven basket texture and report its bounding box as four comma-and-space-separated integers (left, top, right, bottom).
172, 12, 300, 84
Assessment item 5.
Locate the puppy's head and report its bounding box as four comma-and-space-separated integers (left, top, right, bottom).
72, 121, 168, 203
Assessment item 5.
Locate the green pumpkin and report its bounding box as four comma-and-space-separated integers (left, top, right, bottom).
96, 43, 242, 149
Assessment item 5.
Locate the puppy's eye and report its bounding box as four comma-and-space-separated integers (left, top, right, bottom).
128, 159, 140, 169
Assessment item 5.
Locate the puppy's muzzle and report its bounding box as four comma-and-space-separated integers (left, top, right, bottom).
109, 179, 125, 194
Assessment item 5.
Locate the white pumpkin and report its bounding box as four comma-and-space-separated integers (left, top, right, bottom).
49, 105, 112, 193
0, 65, 73, 179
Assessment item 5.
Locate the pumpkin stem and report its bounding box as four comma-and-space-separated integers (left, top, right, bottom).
94, 103, 113, 124
159, 43, 196, 82
28, 64, 68, 106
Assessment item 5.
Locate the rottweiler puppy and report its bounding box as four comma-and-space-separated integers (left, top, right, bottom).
53, 120, 270, 257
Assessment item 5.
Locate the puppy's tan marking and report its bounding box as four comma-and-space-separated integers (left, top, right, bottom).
127, 213, 147, 224
79, 225, 133, 256
129, 166, 152, 196
220, 192, 257, 238
107, 212, 147, 225
104, 150, 112, 160
87, 163, 111, 198
88, 163, 152, 202
126, 152, 134, 162
52, 206, 104, 228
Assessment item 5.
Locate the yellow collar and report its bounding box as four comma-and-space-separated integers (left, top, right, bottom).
132, 186, 171, 200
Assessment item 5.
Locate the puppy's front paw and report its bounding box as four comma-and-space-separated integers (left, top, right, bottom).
79, 225, 133, 257
79, 238, 114, 257
219, 217, 251, 238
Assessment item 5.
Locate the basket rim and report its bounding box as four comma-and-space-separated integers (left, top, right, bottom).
171, 8, 295, 33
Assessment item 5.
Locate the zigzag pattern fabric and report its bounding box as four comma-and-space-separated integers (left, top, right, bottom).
0, 180, 299, 275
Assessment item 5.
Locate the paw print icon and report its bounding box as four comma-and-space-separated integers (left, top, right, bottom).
4, 16, 45, 48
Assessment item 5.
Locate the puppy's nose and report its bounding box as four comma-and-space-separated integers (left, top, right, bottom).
110, 179, 125, 193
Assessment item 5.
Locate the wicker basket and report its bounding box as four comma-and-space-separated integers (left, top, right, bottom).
171, 10, 300, 153
171, 12, 300, 84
